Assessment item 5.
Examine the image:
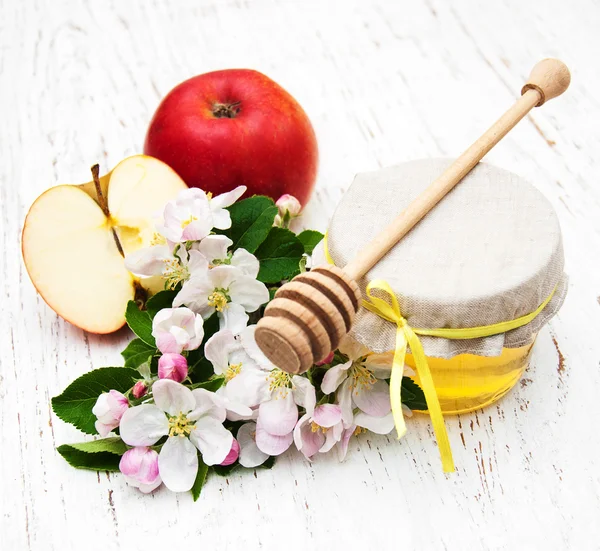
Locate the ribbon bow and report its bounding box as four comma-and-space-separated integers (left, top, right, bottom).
363, 280, 455, 472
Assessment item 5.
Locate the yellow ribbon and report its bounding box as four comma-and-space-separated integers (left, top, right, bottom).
324, 233, 556, 473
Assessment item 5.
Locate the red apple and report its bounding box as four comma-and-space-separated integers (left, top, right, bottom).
144, 69, 318, 206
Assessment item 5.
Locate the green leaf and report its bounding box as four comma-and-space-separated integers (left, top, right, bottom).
121, 338, 156, 368
191, 455, 209, 501
52, 367, 139, 434
259, 456, 276, 470
146, 290, 178, 318
297, 230, 324, 255
125, 301, 155, 347
401, 377, 427, 411
217, 196, 278, 253
187, 313, 220, 384
57, 438, 128, 471
192, 377, 225, 393
211, 462, 240, 477
254, 227, 305, 283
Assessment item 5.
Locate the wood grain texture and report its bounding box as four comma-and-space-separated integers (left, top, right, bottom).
2, 0, 599, 550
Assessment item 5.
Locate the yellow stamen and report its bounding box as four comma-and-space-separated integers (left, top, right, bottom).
168, 412, 195, 437
206, 192, 213, 200
310, 421, 328, 434
163, 258, 190, 290
180, 215, 198, 229
350, 362, 377, 395
208, 291, 229, 312
150, 232, 166, 246
353, 426, 367, 436
267, 369, 292, 398
225, 362, 242, 382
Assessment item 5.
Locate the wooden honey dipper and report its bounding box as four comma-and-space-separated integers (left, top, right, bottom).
256, 59, 571, 375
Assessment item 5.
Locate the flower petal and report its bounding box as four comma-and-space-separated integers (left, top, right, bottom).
152, 379, 196, 416
196, 235, 232, 262
228, 276, 269, 312
321, 361, 351, 394
353, 379, 391, 417
210, 186, 247, 210
337, 426, 356, 461
338, 378, 354, 426
338, 336, 371, 361
219, 303, 249, 335
354, 411, 395, 434
158, 436, 198, 492
119, 404, 169, 446
237, 422, 269, 467
255, 419, 294, 456
181, 218, 212, 241
230, 249, 260, 278
189, 417, 233, 466
319, 422, 343, 453
124, 245, 171, 277
292, 375, 316, 416
222, 368, 271, 408
204, 329, 236, 375
189, 388, 227, 422
240, 325, 274, 369
293, 416, 324, 459
257, 392, 298, 436
312, 404, 342, 428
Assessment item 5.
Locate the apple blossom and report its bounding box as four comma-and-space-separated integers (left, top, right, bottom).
158, 353, 188, 382
173, 265, 268, 335
205, 185, 247, 229
195, 234, 260, 277
92, 390, 129, 437
219, 439, 240, 466
321, 337, 400, 433
276, 194, 302, 217
124, 243, 172, 278
157, 188, 214, 243
119, 446, 162, 494
132, 381, 148, 399
237, 422, 269, 467
151, 307, 204, 355
119, 380, 250, 492
294, 404, 344, 460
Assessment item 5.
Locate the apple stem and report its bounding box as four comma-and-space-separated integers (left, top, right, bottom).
212, 101, 241, 118
91, 164, 125, 258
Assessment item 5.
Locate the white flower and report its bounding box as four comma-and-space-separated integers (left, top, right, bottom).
173, 265, 268, 335
237, 422, 269, 468
294, 404, 344, 460
119, 380, 248, 492
205, 325, 316, 456
206, 186, 247, 229
152, 307, 204, 354
196, 235, 260, 277
158, 188, 214, 243
92, 390, 129, 437
204, 327, 271, 411
321, 337, 400, 433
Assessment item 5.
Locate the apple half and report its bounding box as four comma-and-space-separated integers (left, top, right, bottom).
22, 155, 187, 333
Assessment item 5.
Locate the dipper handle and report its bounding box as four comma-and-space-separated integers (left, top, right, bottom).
343, 59, 571, 281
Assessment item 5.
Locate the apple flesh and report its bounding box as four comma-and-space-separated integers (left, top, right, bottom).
144, 69, 318, 206
22, 155, 188, 333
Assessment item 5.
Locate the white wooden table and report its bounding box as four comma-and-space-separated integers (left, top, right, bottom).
2, 1, 600, 549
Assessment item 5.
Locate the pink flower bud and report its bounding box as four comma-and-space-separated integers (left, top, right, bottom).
158, 353, 188, 383
316, 351, 335, 366
132, 381, 148, 399
92, 390, 129, 437
276, 194, 301, 217
219, 438, 240, 466
119, 446, 162, 494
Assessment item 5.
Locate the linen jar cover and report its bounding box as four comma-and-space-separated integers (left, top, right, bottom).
322, 158, 567, 470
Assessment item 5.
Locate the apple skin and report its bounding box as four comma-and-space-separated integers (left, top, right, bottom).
144, 69, 318, 206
